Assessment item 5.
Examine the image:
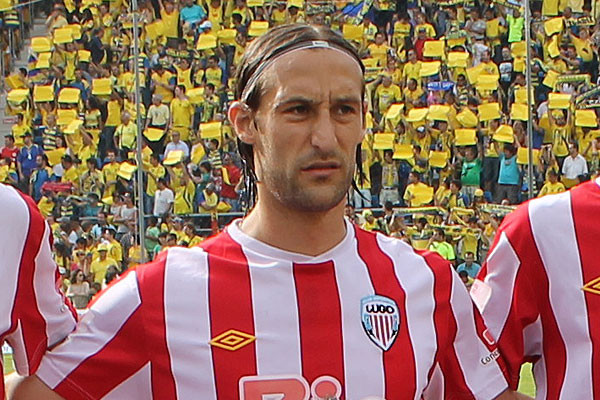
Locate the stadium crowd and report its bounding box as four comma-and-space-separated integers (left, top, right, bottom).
1, 0, 599, 306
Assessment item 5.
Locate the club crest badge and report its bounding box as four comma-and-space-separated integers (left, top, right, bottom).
361, 295, 400, 351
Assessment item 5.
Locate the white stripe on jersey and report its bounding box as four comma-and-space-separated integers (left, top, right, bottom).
449, 269, 506, 399
529, 191, 594, 398
377, 234, 437, 398
38, 272, 141, 388
0, 185, 31, 338
422, 364, 444, 400
332, 236, 384, 398
533, 354, 547, 400
242, 249, 303, 376
103, 362, 152, 399
164, 247, 217, 399
8, 322, 27, 374
35, 223, 73, 347
477, 232, 521, 338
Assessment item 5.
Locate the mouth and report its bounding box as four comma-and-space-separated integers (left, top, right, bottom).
301, 161, 341, 172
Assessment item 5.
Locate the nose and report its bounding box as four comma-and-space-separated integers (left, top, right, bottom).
309, 105, 338, 154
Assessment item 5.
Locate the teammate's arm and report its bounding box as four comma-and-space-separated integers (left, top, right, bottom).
9, 375, 64, 400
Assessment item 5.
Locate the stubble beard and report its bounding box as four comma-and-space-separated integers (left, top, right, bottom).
267, 162, 354, 213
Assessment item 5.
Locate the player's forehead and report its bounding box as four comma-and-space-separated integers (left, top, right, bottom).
259, 48, 364, 104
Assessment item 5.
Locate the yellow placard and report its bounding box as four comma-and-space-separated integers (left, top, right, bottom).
419, 61, 440, 77
58, 87, 81, 103
511, 41, 526, 58
548, 34, 560, 58
67, 24, 82, 40
362, 58, 379, 69
427, 104, 450, 121
64, 119, 83, 134
406, 107, 429, 122
117, 162, 137, 180
144, 127, 166, 141
393, 144, 413, 159
478, 102, 501, 121
31, 37, 52, 53
513, 57, 525, 73
423, 40, 445, 58
36, 58, 50, 69
287, 0, 303, 8
200, 122, 222, 139
191, 144, 206, 164
187, 87, 205, 105
548, 92, 571, 109
77, 49, 91, 63
517, 148, 540, 165
7, 88, 29, 103
217, 29, 236, 45
575, 109, 597, 127
411, 184, 434, 206
92, 78, 112, 95
493, 124, 514, 143
476, 74, 498, 91
53, 27, 73, 44
510, 103, 529, 121
197, 34, 217, 50
45, 148, 66, 166
57, 109, 78, 126
146, 21, 165, 40
385, 103, 404, 120
544, 17, 564, 36
373, 133, 395, 150
248, 21, 269, 37
456, 108, 478, 128
514, 87, 533, 104
343, 24, 363, 41
466, 64, 484, 84
455, 129, 477, 146
163, 150, 184, 166
542, 69, 560, 88
247, 0, 264, 6
33, 85, 54, 102
429, 151, 448, 168
447, 52, 469, 68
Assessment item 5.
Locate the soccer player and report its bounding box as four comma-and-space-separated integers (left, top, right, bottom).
471, 177, 600, 398
0, 183, 77, 398
13, 25, 516, 399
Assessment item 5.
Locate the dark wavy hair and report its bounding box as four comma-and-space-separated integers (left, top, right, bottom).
233, 24, 367, 209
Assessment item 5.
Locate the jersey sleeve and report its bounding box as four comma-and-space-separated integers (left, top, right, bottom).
2, 186, 77, 376
419, 251, 509, 400
36, 271, 150, 400
470, 204, 542, 389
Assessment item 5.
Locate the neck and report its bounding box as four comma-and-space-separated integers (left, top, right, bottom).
240, 190, 348, 257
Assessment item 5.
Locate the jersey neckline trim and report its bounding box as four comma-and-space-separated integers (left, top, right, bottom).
225, 218, 356, 263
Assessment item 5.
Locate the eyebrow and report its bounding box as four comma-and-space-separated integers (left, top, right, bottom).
273, 95, 362, 111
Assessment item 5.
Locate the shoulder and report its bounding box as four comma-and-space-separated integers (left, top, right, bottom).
0, 184, 37, 224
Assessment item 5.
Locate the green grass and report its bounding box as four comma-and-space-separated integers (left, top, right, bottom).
3, 353, 14, 375
518, 362, 536, 397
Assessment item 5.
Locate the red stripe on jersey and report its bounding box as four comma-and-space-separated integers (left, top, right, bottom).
201, 233, 257, 399
419, 250, 473, 399
354, 227, 416, 399
136, 253, 178, 398
53, 299, 148, 399
570, 182, 600, 398
293, 261, 345, 393
10, 193, 48, 372
497, 203, 567, 394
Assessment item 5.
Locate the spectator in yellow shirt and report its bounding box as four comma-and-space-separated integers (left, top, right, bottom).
90, 244, 119, 284
538, 169, 566, 196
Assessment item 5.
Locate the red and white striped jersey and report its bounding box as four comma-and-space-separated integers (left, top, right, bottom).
0, 184, 77, 398
471, 178, 600, 399
37, 219, 508, 400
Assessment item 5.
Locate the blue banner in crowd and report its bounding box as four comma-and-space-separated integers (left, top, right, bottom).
427, 81, 455, 91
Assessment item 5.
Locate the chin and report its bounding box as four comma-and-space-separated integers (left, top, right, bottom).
276, 184, 349, 213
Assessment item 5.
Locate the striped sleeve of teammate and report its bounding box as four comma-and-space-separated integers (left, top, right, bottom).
1, 185, 77, 382
474, 185, 600, 398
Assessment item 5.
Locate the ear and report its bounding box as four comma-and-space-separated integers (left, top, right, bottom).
228, 101, 256, 145
358, 99, 369, 142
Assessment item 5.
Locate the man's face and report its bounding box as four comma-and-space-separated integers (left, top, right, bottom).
107, 152, 116, 162
172, 132, 180, 143
465, 253, 474, 265
375, 34, 384, 45
569, 144, 578, 156
502, 47, 510, 60
36, 155, 44, 167
238, 48, 365, 213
